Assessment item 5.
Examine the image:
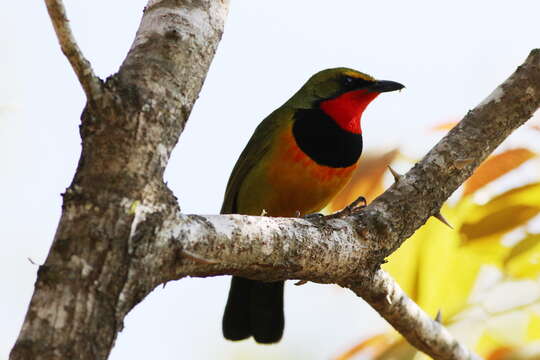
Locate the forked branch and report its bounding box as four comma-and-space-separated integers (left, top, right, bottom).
44, 0, 103, 103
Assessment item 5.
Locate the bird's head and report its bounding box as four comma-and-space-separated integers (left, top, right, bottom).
287, 67, 404, 133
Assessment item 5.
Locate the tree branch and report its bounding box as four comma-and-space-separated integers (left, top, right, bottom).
44, 0, 103, 104
12, 1, 540, 359
352, 271, 477, 359
127, 214, 477, 359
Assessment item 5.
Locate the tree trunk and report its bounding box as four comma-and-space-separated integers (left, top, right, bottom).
10, 1, 229, 359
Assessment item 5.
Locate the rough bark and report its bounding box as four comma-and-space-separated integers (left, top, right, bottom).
10, 0, 540, 359
10, 1, 229, 359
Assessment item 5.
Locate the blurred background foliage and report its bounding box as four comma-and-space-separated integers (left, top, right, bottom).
329, 123, 540, 360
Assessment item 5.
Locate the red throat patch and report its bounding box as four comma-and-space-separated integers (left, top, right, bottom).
319, 90, 380, 134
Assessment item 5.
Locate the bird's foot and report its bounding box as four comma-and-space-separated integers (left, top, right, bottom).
301, 195, 367, 221
301, 212, 325, 220
325, 195, 367, 219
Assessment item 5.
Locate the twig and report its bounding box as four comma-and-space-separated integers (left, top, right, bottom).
352, 271, 481, 360
44, 0, 103, 104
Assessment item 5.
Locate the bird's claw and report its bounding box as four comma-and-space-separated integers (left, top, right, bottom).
303, 195, 367, 221
302, 212, 325, 220
325, 195, 367, 219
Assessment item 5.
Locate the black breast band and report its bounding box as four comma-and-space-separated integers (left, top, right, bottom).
292, 108, 363, 168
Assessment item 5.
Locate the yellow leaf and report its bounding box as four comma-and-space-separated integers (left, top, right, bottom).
463, 148, 536, 196
507, 258, 540, 279
505, 234, 540, 267
385, 207, 477, 318
460, 235, 510, 264
527, 314, 540, 341
505, 235, 540, 279
383, 226, 425, 301
461, 205, 540, 241
417, 233, 496, 318
485, 347, 515, 360
414, 217, 463, 317
334, 334, 394, 360
373, 338, 418, 360
430, 120, 459, 132
460, 183, 540, 241
485, 311, 530, 344
485, 344, 540, 360
324, 150, 399, 213
483, 183, 540, 212
476, 332, 507, 359
451, 238, 510, 305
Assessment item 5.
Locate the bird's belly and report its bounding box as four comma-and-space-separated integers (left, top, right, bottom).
262, 128, 357, 217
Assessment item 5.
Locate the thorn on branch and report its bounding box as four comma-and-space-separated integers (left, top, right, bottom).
388, 165, 403, 183
386, 294, 393, 305
27, 257, 38, 266
435, 310, 442, 323
181, 249, 218, 265
433, 211, 453, 229
294, 280, 308, 286
260, 209, 268, 216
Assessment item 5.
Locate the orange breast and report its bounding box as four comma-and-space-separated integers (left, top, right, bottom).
263, 123, 357, 217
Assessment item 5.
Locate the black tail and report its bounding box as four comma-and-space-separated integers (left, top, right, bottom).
222, 276, 284, 343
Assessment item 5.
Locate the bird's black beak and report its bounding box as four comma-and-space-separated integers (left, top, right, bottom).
368, 80, 405, 93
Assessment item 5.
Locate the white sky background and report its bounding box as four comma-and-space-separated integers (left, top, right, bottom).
1, 1, 540, 359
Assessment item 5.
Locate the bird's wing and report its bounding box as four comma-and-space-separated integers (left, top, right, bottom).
220, 107, 291, 214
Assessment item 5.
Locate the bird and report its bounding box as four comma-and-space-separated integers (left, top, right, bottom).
221, 67, 404, 344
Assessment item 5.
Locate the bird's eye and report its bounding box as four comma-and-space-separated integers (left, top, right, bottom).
343, 76, 355, 87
